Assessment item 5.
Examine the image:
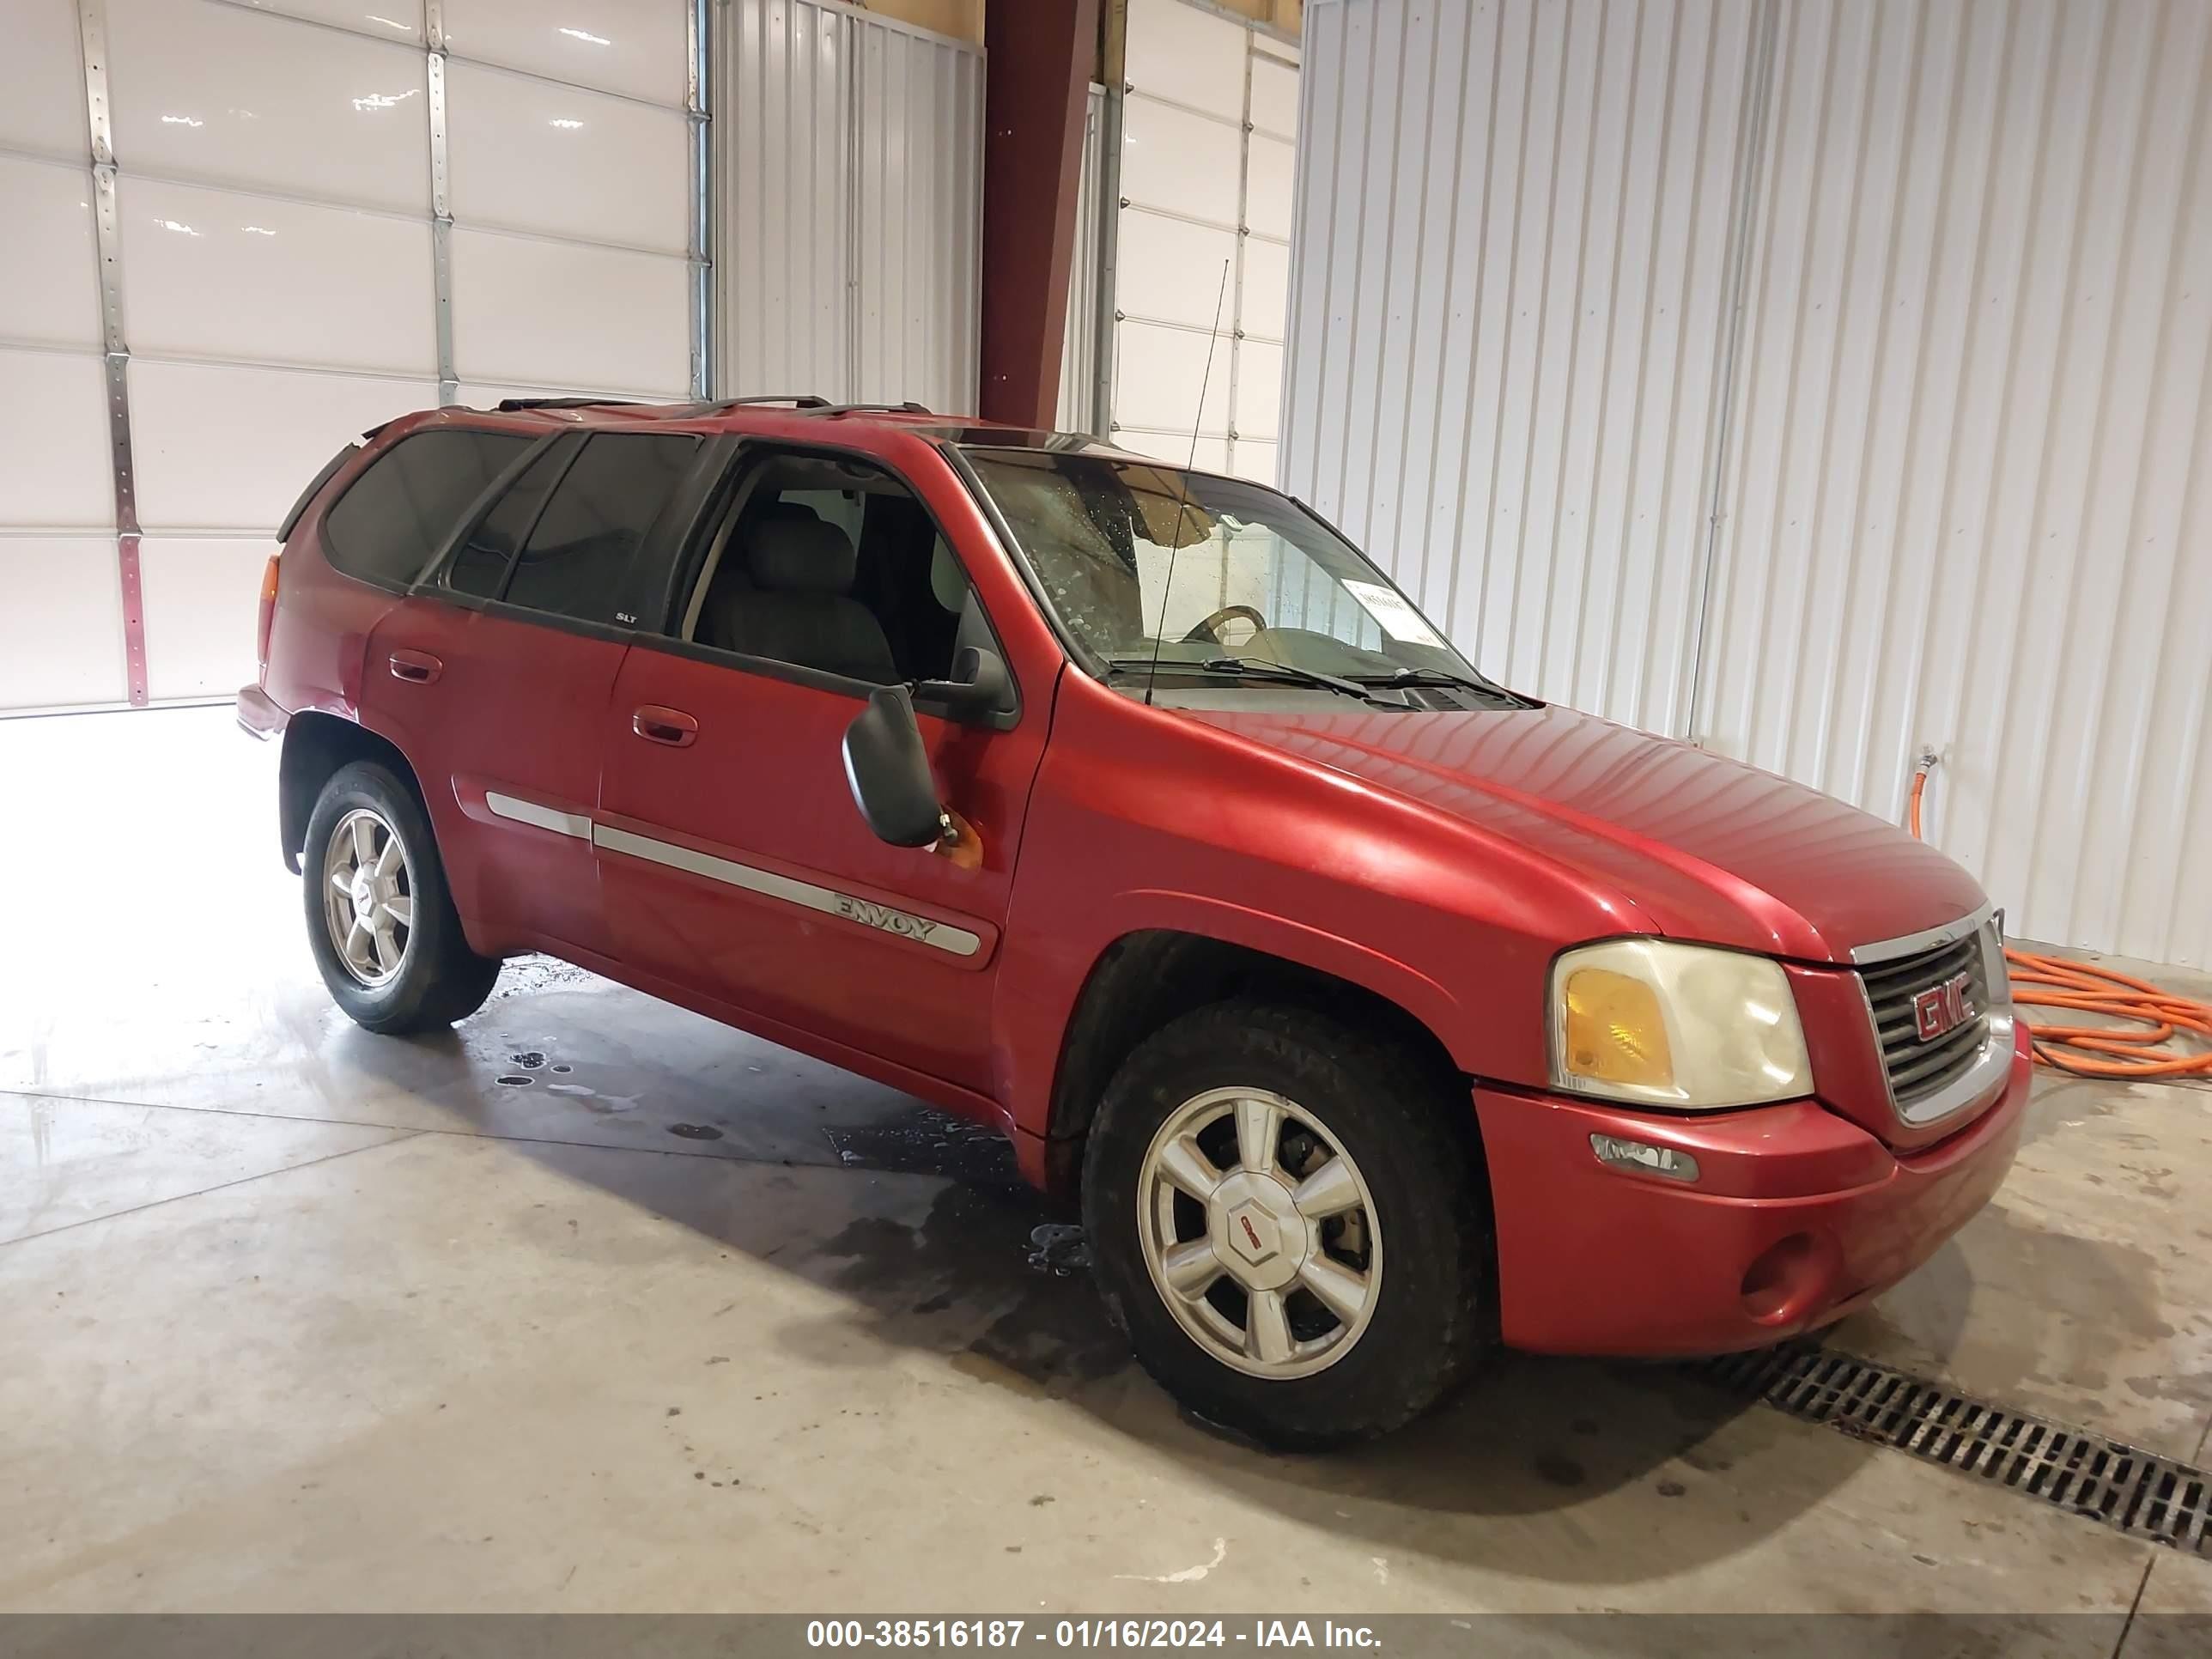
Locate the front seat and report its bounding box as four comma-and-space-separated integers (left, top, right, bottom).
714, 515, 897, 685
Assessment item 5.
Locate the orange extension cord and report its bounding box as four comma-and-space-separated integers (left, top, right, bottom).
1907, 759, 2212, 1079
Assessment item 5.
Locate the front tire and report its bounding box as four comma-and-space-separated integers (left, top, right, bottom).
1082, 1000, 1494, 1449
302, 760, 499, 1034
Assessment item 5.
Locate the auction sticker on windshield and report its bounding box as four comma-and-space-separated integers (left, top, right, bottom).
1340, 580, 1447, 647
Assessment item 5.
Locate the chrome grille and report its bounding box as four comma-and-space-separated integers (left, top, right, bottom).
1859, 930, 1992, 1109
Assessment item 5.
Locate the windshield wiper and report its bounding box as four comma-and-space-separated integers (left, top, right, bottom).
1199, 656, 1380, 703
1106, 655, 1381, 704
1352, 666, 1529, 705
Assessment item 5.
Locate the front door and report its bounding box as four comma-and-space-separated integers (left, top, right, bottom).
594, 446, 1050, 1095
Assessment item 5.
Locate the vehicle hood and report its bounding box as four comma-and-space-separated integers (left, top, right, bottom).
1182, 701, 1987, 963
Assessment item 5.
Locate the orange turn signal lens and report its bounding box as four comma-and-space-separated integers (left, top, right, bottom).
1561, 967, 1675, 1090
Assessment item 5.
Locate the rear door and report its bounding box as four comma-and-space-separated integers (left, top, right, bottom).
364, 428, 706, 961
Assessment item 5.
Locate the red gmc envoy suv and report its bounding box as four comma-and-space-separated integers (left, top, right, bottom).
240, 396, 2028, 1447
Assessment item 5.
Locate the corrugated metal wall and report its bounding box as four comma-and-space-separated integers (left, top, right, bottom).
1058, 82, 1106, 435
851, 15, 982, 410
716, 0, 981, 410
720, 0, 853, 397
1285, 0, 1761, 736
1285, 0, 2212, 966
1696, 0, 2212, 968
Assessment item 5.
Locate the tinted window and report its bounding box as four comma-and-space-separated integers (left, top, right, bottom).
503, 434, 700, 622
683, 454, 973, 686
322, 429, 531, 587
446, 442, 572, 599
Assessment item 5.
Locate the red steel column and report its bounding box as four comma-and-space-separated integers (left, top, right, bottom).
978, 0, 1100, 428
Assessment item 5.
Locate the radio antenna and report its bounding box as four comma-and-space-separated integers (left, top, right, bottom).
1143, 260, 1231, 708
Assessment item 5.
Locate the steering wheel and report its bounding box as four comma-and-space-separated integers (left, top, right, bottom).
1181, 604, 1269, 647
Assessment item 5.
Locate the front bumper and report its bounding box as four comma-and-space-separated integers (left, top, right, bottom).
1473, 1019, 2031, 1356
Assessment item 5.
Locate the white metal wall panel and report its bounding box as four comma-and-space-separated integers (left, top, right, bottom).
1694, 0, 2212, 965
441, 0, 693, 398
0, 4, 117, 712
0, 0, 700, 713
1126, 0, 1247, 106
233, 0, 424, 40
1283, 0, 1759, 734
443, 61, 690, 254
852, 16, 982, 410
1056, 83, 1105, 434
0, 351, 115, 529
128, 361, 436, 531
1115, 0, 1301, 482
448, 228, 690, 393
440, 0, 689, 106
717, 0, 854, 398
136, 536, 273, 701
2, 0, 94, 160
104, 0, 432, 212
0, 542, 127, 712
0, 157, 102, 348
118, 177, 437, 374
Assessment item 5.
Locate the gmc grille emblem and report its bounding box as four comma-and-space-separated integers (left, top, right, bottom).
1911, 971, 1975, 1042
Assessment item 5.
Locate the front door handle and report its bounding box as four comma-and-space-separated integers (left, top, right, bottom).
633, 705, 698, 747
388, 650, 441, 684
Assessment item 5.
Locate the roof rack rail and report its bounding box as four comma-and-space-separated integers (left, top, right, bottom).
713, 394, 833, 410
494, 396, 647, 411
803, 401, 933, 417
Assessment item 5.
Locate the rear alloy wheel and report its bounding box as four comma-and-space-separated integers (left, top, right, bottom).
321, 806, 414, 988
302, 761, 500, 1034
1084, 1000, 1494, 1449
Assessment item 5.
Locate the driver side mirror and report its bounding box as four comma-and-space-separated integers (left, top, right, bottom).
842, 686, 947, 848
915, 646, 1011, 721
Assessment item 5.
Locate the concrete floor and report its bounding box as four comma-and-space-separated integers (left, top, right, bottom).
2, 706, 2207, 1632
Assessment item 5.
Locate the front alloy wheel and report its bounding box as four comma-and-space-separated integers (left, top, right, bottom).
1138, 1087, 1382, 1378
1083, 1000, 1494, 1449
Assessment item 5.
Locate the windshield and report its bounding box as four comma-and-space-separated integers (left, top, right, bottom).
960, 448, 1491, 690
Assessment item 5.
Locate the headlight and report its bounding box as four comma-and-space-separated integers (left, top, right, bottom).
1548, 939, 1813, 1109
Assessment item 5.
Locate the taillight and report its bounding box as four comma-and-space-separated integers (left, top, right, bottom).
256, 552, 282, 670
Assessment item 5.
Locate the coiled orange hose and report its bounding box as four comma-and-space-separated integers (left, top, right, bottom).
1907, 757, 2212, 1079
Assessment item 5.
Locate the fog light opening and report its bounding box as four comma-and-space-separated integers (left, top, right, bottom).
1589, 1133, 1700, 1183
1740, 1232, 1832, 1324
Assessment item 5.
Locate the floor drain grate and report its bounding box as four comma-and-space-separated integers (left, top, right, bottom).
1690, 1342, 2212, 1557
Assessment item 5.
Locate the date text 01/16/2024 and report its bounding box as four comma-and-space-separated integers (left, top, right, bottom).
805, 1621, 1382, 1650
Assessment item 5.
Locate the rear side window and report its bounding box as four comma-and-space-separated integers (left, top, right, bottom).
501, 433, 700, 622
447, 442, 572, 600
322, 429, 532, 586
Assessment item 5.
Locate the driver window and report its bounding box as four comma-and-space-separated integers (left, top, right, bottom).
679, 453, 978, 687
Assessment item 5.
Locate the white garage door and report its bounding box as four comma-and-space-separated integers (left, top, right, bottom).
1, 0, 698, 714
1109, 0, 1298, 483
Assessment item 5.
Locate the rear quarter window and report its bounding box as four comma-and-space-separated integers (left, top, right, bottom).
321, 428, 533, 587
501, 432, 701, 622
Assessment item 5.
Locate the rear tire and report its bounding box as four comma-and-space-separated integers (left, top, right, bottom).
302, 760, 500, 1034
1081, 1000, 1494, 1449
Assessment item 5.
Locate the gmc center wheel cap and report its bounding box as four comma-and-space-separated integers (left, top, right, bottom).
1210, 1172, 1306, 1291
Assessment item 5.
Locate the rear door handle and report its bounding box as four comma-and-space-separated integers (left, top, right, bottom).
388, 650, 441, 684
632, 705, 698, 747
